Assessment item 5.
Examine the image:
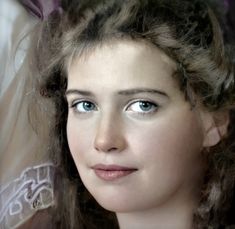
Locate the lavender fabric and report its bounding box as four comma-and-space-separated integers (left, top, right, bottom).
19, 0, 60, 20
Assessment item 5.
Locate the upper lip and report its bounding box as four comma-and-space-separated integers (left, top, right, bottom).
91, 164, 137, 171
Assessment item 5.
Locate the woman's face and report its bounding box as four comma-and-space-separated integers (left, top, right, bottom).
66, 40, 207, 213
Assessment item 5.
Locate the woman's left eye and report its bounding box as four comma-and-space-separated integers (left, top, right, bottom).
126, 101, 158, 114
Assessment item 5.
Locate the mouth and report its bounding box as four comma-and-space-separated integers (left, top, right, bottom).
91, 164, 138, 181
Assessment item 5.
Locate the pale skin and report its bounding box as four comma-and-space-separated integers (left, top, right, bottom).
66, 40, 227, 229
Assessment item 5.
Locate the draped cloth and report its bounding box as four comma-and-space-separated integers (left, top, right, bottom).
0, 1, 54, 228
19, 0, 61, 20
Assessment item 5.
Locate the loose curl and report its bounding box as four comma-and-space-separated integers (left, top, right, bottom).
30, 0, 235, 228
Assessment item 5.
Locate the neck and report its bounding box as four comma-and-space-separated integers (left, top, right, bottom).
116, 190, 198, 229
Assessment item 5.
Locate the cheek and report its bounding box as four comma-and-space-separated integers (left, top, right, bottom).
129, 110, 204, 172
66, 116, 90, 162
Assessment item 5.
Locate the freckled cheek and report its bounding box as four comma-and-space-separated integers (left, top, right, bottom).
129, 118, 203, 170
129, 128, 176, 165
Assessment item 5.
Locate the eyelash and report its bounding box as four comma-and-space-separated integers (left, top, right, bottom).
70, 99, 159, 115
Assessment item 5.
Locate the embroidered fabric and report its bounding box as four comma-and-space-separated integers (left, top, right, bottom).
0, 164, 55, 229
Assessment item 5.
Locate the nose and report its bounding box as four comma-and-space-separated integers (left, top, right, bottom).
94, 114, 127, 153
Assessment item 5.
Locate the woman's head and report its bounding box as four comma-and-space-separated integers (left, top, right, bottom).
66, 39, 224, 215
33, 0, 235, 227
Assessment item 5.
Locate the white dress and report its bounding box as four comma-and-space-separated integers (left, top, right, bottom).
0, 1, 54, 228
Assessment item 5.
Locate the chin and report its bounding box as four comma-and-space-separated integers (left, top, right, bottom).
97, 201, 134, 213
93, 194, 151, 213
91, 192, 132, 212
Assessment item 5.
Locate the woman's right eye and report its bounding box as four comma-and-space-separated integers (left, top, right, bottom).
71, 101, 97, 113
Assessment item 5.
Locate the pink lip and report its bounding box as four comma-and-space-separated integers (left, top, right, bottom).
91, 164, 137, 181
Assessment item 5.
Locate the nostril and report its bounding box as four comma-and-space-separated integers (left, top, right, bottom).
95, 146, 118, 152
107, 147, 118, 152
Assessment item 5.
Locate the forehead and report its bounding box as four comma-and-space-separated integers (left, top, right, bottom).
67, 40, 179, 94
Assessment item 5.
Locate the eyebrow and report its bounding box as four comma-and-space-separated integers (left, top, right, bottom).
65, 88, 168, 97
65, 89, 93, 96
117, 88, 168, 97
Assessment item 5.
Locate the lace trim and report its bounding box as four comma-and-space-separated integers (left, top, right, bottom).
0, 163, 55, 229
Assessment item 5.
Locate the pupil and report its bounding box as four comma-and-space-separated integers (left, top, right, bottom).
140, 102, 151, 111
84, 102, 93, 110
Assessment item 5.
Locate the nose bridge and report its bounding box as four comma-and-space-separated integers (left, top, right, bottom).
94, 109, 126, 152
98, 110, 117, 135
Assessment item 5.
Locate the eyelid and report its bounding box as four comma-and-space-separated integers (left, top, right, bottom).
70, 98, 97, 107
125, 98, 157, 108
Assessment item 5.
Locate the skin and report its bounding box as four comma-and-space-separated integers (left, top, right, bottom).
66, 40, 211, 229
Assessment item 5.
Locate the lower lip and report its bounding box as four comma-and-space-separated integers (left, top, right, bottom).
93, 169, 136, 181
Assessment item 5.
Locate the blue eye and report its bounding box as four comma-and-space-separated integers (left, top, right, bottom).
127, 101, 158, 114
71, 101, 96, 113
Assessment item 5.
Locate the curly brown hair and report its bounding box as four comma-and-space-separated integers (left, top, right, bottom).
29, 0, 235, 228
